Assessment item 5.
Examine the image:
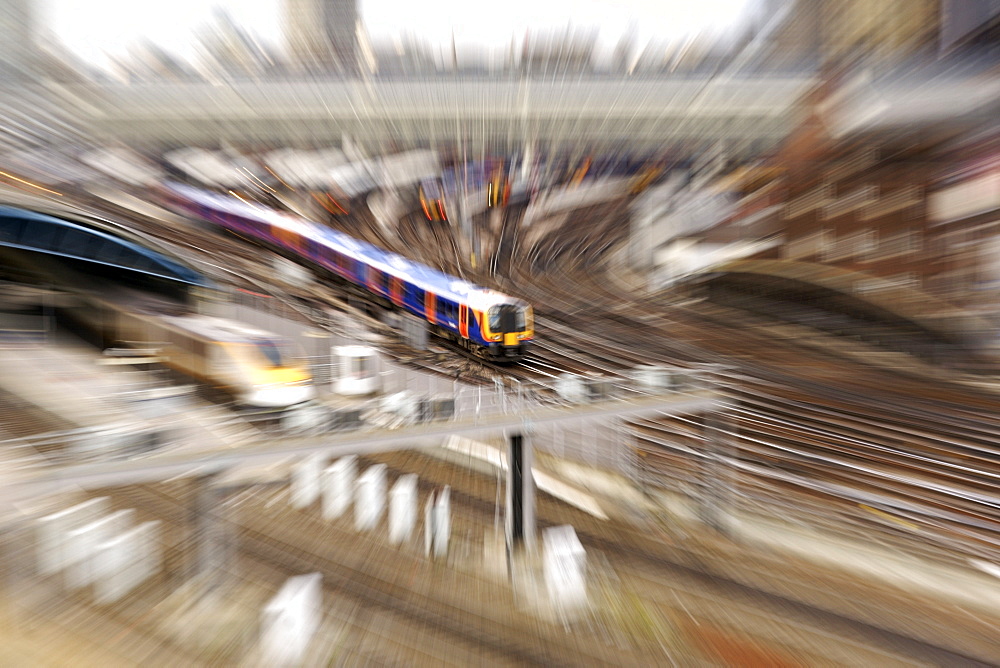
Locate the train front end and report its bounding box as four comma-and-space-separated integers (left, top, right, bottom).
483, 301, 533, 362
218, 336, 315, 408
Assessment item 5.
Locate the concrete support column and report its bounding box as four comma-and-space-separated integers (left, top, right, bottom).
700, 408, 735, 537
506, 431, 535, 555
191, 473, 232, 592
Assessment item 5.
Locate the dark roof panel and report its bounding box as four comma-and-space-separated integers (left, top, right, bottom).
0, 206, 209, 287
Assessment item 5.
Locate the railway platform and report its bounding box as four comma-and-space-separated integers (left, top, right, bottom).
370, 445, 1000, 665
0, 470, 925, 667
430, 431, 1000, 619
0, 336, 156, 444
3, 425, 998, 666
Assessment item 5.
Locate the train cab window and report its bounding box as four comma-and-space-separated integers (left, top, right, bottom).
0, 216, 23, 243
350, 356, 372, 378
488, 305, 525, 333
254, 338, 284, 367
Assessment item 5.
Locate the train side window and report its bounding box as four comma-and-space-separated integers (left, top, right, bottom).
59, 229, 99, 257
21, 221, 64, 251
116, 247, 139, 268
0, 216, 23, 243
411, 287, 424, 305
94, 239, 125, 265
381, 272, 391, 293
131, 253, 160, 273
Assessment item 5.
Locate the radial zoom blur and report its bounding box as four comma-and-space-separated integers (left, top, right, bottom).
1, 1, 1000, 666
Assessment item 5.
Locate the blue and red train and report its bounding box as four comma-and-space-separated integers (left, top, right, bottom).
161, 183, 534, 362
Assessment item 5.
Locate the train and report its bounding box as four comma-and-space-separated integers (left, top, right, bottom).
64, 286, 315, 408
564, 154, 664, 193
629, 166, 664, 195
418, 179, 448, 221
486, 171, 511, 208
160, 183, 535, 362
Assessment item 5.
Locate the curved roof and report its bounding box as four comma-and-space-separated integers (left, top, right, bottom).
702, 259, 991, 343
0, 206, 209, 287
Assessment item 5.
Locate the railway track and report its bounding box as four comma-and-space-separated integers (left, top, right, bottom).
8, 180, 1000, 663
105, 482, 666, 666
478, 195, 1000, 576
79, 451, 1000, 668
73, 185, 1000, 570
364, 450, 1000, 666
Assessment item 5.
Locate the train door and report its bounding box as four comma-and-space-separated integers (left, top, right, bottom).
425, 292, 436, 324
391, 277, 404, 306
458, 304, 469, 338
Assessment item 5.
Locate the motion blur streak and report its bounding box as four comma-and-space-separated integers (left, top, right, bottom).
2, 1, 1000, 667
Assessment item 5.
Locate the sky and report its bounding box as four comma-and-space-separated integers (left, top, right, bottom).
43, 0, 750, 70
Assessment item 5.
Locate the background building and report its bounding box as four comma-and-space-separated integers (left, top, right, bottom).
0, 0, 36, 80
285, 0, 359, 75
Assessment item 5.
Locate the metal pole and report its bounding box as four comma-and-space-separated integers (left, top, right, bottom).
505, 430, 535, 556
702, 409, 732, 537
494, 465, 502, 530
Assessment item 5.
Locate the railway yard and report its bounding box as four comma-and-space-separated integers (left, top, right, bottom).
2, 174, 1000, 667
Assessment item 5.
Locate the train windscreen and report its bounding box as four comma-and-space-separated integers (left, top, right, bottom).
253, 338, 294, 367
489, 305, 526, 333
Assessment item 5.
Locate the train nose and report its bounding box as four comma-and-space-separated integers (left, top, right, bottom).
504, 333, 518, 347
